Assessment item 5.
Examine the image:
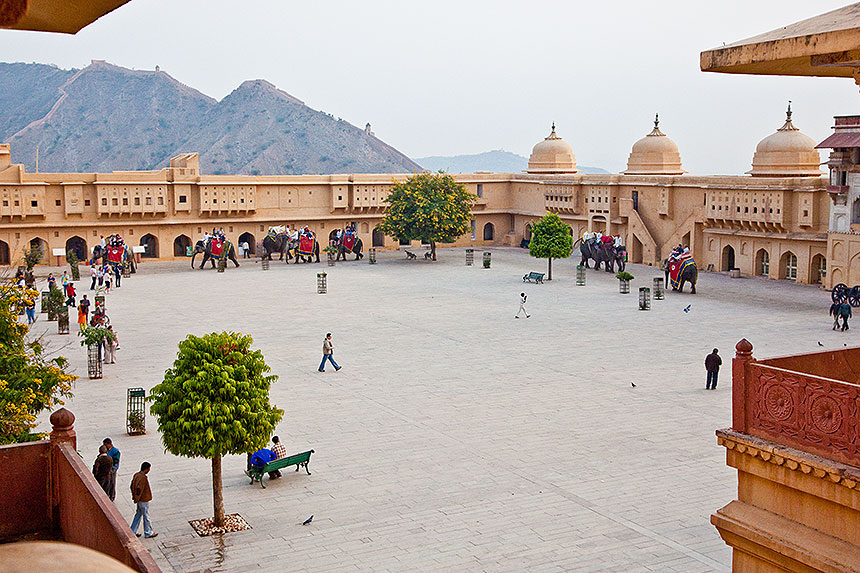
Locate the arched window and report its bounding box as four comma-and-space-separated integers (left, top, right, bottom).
238, 232, 255, 255
721, 245, 735, 272
65, 236, 87, 262
28, 237, 48, 261
140, 234, 158, 258
755, 249, 769, 276
781, 251, 798, 281
173, 234, 191, 257
483, 222, 495, 241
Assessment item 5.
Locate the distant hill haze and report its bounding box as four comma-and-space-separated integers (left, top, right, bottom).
414, 149, 607, 174
0, 60, 421, 175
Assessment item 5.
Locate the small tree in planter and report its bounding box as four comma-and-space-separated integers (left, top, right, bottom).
66, 251, 80, 281
44, 288, 65, 321
23, 245, 42, 288
149, 331, 283, 532
528, 212, 573, 281
323, 244, 338, 266
616, 270, 634, 294
79, 326, 116, 379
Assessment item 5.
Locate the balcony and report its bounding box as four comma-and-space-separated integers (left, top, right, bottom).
827, 184, 849, 195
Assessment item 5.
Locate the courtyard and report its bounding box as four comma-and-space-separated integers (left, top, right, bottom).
34, 247, 843, 572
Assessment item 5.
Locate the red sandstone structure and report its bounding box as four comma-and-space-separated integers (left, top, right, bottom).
0, 408, 159, 572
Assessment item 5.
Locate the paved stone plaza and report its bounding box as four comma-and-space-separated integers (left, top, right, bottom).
34, 248, 845, 572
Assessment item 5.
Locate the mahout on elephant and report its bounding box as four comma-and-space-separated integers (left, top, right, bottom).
192, 236, 240, 269
664, 245, 697, 294
574, 232, 626, 272
261, 226, 293, 261
329, 223, 364, 261
292, 227, 320, 264
91, 233, 136, 273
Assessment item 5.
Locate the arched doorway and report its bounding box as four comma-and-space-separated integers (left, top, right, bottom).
524, 223, 533, 241
372, 229, 385, 247
0, 240, 9, 265
721, 245, 735, 271
238, 232, 255, 255
173, 234, 191, 257
811, 254, 826, 284
483, 222, 495, 241
29, 237, 48, 261
781, 251, 798, 281
328, 229, 339, 243
591, 216, 607, 233
755, 249, 770, 276
140, 234, 158, 258
65, 236, 87, 261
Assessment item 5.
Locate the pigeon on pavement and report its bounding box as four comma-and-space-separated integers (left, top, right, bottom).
302, 515, 314, 526
683, 305, 692, 313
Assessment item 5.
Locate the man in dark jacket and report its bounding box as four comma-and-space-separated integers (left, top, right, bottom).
92, 445, 113, 496
705, 348, 722, 390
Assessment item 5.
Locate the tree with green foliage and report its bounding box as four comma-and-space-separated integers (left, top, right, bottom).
149, 332, 283, 526
376, 172, 476, 260
528, 212, 573, 280
0, 285, 75, 444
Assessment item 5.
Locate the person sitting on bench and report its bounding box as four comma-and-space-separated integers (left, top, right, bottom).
250, 448, 277, 480
270, 436, 287, 479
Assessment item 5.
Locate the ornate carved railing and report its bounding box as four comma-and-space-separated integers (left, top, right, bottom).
732, 339, 860, 468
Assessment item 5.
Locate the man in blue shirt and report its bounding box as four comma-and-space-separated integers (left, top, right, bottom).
103, 437, 121, 501
250, 448, 279, 479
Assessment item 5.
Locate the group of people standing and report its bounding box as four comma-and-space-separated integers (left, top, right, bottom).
92, 439, 157, 538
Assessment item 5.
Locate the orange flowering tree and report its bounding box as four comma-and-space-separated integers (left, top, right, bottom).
0, 284, 75, 444
376, 172, 476, 260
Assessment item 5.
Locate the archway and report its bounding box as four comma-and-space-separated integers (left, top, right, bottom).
811, 254, 826, 284
0, 240, 8, 265
328, 229, 339, 243
65, 236, 87, 262
755, 249, 770, 276
591, 216, 607, 233
140, 234, 158, 258
721, 245, 735, 271
173, 234, 191, 257
29, 237, 48, 261
781, 251, 798, 281
238, 232, 255, 255
483, 222, 495, 241
630, 235, 643, 264
372, 229, 385, 247
524, 223, 532, 242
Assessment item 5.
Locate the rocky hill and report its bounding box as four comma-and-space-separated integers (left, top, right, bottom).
415, 149, 607, 174
0, 61, 421, 175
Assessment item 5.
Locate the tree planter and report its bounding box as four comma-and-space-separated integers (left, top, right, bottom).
57, 307, 70, 334
638, 287, 651, 310
369, 248, 377, 264
465, 249, 474, 266
327, 253, 336, 267
317, 273, 327, 294
127, 388, 146, 435
483, 252, 491, 268
576, 265, 586, 286
619, 279, 630, 294
653, 277, 665, 300
87, 344, 103, 379
122, 262, 131, 278
95, 294, 105, 311
41, 291, 50, 313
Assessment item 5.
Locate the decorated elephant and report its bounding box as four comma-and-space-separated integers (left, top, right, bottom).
261, 232, 292, 261
291, 232, 320, 264
91, 235, 136, 273
192, 238, 240, 269
332, 226, 363, 261
576, 239, 625, 272
664, 252, 697, 294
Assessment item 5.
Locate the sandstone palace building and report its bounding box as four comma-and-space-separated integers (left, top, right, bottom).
2, 109, 857, 289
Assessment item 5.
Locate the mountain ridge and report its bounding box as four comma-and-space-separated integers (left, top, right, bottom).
414, 149, 608, 174
0, 61, 421, 175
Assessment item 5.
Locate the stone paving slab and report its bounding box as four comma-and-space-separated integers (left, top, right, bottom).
31, 247, 848, 571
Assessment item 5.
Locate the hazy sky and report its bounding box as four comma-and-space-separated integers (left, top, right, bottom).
2, 0, 858, 174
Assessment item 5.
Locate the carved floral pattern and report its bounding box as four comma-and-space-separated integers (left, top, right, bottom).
810, 395, 842, 434
764, 384, 794, 421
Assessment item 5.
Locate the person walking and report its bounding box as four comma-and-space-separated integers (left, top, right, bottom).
79, 295, 90, 321
114, 265, 122, 288
840, 301, 852, 331
705, 348, 722, 390
104, 266, 111, 293
65, 282, 76, 308
515, 292, 530, 319
103, 437, 120, 501
130, 461, 157, 539
92, 445, 113, 496
319, 333, 341, 372
90, 265, 97, 290
97, 265, 104, 287
47, 273, 56, 290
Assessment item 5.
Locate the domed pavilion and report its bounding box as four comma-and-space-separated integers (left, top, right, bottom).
624, 114, 685, 175
747, 103, 822, 177
526, 124, 578, 174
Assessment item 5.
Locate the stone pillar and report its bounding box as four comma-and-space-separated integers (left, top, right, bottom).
731, 339, 753, 432
49, 408, 76, 450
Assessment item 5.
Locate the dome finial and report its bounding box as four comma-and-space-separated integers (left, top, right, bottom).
778, 100, 799, 132
786, 100, 792, 122
654, 113, 660, 129
546, 123, 560, 140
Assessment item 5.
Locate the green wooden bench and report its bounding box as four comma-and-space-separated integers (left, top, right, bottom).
246, 449, 314, 488
523, 272, 545, 284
